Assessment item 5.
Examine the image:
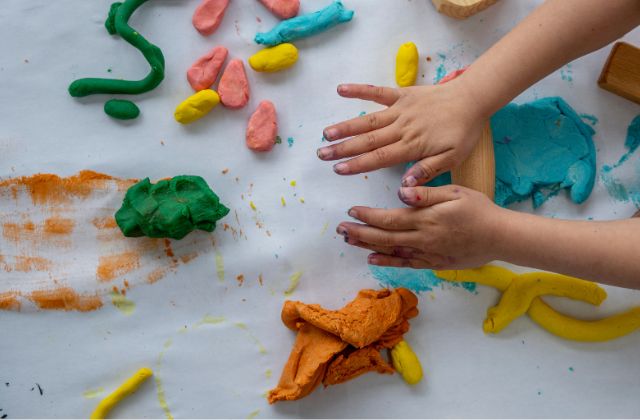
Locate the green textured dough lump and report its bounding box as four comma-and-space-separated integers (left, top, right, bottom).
115, 175, 229, 240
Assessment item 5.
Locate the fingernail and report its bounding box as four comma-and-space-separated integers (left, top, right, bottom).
343, 235, 350, 243
398, 187, 416, 202
324, 128, 338, 140
336, 225, 347, 236
333, 163, 349, 174
317, 147, 332, 160
348, 208, 357, 218
337, 84, 347, 94
402, 176, 417, 187
368, 254, 379, 265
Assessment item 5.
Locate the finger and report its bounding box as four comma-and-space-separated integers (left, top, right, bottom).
367, 253, 438, 269
336, 222, 421, 248
401, 151, 457, 186
318, 125, 399, 161
332, 143, 408, 175
336, 84, 401, 107
348, 240, 423, 259
397, 186, 462, 208
322, 110, 398, 142
347, 206, 417, 230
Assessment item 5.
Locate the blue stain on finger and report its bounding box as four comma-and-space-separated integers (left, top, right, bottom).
369, 265, 476, 294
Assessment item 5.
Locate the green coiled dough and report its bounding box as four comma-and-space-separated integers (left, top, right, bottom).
115, 176, 230, 240
68, 0, 165, 97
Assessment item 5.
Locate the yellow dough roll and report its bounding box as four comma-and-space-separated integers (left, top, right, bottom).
174, 90, 220, 124
395, 42, 419, 87
390, 340, 423, 385
248, 43, 299, 73
90, 367, 153, 419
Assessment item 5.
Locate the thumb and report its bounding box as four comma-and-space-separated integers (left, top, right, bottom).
402, 153, 456, 187
397, 186, 461, 208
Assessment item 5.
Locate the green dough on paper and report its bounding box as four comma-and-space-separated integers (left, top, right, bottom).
115, 176, 229, 240
104, 99, 140, 120
68, 0, 165, 97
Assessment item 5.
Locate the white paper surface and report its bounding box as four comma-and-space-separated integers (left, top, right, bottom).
1, 0, 640, 418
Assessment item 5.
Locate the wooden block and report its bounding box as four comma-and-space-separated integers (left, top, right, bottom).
451, 121, 495, 200
431, 0, 498, 19
598, 42, 640, 105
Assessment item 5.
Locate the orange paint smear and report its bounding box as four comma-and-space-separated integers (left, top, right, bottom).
28, 287, 102, 312
92, 216, 118, 229
96, 251, 140, 282
0, 292, 21, 311
0, 170, 136, 204
43, 217, 75, 235
147, 267, 167, 284
180, 253, 198, 264
9, 256, 53, 272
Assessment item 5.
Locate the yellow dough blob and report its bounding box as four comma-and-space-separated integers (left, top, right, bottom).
248, 43, 299, 73
390, 340, 423, 385
174, 90, 220, 124
435, 266, 640, 342
90, 367, 153, 419
395, 42, 419, 87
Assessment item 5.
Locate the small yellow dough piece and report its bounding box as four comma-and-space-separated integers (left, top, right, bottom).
485, 271, 607, 334
174, 90, 220, 124
395, 42, 419, 87
248, 43, 299, 73
390, 340, 423, 385
90, 367, 153, 419
436, 266, 640, 342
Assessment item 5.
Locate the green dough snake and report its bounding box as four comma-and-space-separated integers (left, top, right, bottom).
68, 0, 165, 97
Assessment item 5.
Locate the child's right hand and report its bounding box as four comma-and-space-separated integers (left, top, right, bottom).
317, 79, 488, 186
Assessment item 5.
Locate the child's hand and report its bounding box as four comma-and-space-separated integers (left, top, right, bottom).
317, 81, 487, 186
336, 185, 503, 269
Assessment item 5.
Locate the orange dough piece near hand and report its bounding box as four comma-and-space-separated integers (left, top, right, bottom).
267, 323, 347, 404
192, 0, 230, 36
282, 288, 418, 348
258, 0, 300, 19
218, 59, 250, 109
323, 347, 394, 386
246, 101, 277, 152
187, 46, 228, 91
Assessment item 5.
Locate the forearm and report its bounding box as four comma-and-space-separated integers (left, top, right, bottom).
456, 0, 640, 118
493, 209, 640, 289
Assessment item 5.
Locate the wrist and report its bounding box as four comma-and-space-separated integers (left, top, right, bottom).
484, 206, 522, 262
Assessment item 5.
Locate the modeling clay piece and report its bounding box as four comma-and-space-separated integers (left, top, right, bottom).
258, 0, 300, 19
104, 99, 140, 120
90, 368, 152, 419
187, 46, 228, 91
246, 101, 278, 152
248, 43, 299, 73
174, 90, 220, 124
390, 340, 423, 385
255, 1, 354, 46
268, 288, 418, 403
431, 0, 498, 19
69, 0, 164, 97
436, 266, 640, 342
115, 175, 229, 240
192, 0, 230, 36
218, 59, 250, 109
395, 42, 419, 87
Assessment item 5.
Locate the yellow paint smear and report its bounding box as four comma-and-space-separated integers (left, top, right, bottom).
284, 271, 303, 296
196, 314, 225, 327
110, 291, 136, 316
215, 252, 224, 282
247, 409, 260, 419
83, 387, 105, 399
90, 367, 152, 419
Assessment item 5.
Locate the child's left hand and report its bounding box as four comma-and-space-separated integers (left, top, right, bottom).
336, 185, 504, 269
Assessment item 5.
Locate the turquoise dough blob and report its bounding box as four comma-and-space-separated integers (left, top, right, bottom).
115, 175, 230, 240
408, 97, 596, 208
255, 1, 354, 46
491, 97, 596, 208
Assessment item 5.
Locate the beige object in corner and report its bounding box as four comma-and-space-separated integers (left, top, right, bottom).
431, 0, 498, 19
598, 42, 640, 105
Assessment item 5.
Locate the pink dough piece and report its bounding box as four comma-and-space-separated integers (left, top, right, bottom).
192, 0, 230, 36
246, 101, 278, 152
258, 0, 300, 19
218, 59, 250, 109
187, 46, 228, 91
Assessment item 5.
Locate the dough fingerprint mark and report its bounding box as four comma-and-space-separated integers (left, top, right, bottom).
68, 0, 165, 119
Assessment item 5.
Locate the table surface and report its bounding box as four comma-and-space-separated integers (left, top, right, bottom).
1, 0, 640, 418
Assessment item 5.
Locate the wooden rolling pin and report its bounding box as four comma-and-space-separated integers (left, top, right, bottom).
451, 121, 495, 199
